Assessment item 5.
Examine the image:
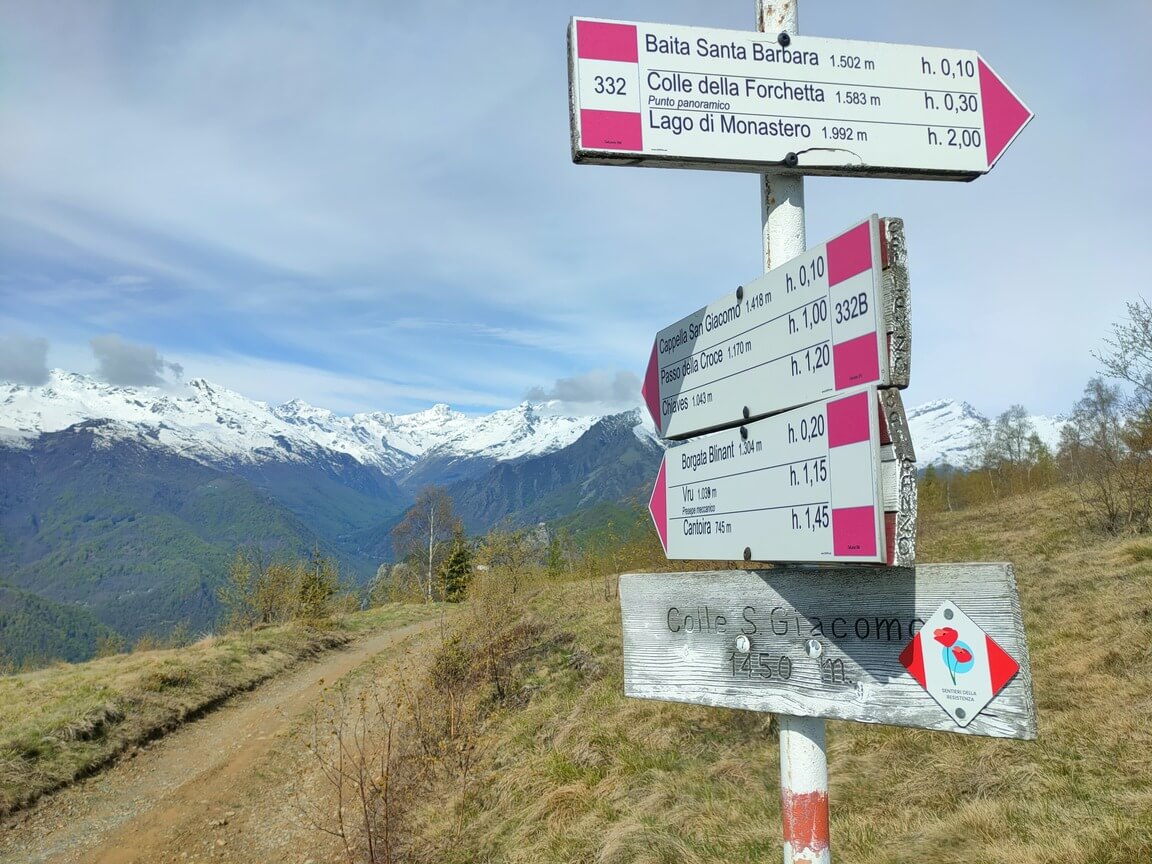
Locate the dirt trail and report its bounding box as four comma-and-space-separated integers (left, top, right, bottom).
0, 619, 441, 864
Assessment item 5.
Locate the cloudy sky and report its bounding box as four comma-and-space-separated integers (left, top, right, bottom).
1, 1, 1149, 418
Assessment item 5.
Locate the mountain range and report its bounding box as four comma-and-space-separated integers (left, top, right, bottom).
0, 372, 1063, 663
0, 372, 660, 660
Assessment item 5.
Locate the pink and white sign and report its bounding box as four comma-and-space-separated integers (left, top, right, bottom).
569, 18, 1032, 180
642, 216, 893, 440
898, 601, 1020, 727
649, 388, 886, 563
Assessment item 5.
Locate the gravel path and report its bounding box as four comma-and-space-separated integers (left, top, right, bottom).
0, 619, 440, 864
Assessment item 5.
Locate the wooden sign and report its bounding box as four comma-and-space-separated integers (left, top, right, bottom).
568, 18, 1033, 179
619, 564, 1036, 739
879, 386, 917, 568
642, 215, 911, 440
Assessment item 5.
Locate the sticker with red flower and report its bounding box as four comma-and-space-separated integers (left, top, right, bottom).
934, 626, 975, 684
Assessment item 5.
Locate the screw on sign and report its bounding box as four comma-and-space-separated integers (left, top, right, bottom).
898, 601, 1021, 727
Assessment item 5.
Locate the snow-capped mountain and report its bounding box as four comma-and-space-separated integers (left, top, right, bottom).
0, 372, 1067, 471
906, 398, 1066, 467
0, 371, 658, 648
0, 371, 597, 473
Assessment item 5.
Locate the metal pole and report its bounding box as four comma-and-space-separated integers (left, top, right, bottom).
757, 2, 831, 863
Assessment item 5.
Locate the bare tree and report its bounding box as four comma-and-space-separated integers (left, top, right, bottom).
991, 405, 1033, 467
390, 487, 461, 602
1058, 378, 1152, 533
476, 528, 539, 595
1095, 296, 1152, 412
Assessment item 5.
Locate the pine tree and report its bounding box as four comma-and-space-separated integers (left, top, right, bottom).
440, 531, 473, 602
297, 548, 339, 623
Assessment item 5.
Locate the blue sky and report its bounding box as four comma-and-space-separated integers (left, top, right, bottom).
2, 0, 1150, 418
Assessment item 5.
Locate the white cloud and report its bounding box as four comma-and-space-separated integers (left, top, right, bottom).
0, 0, 1150, 419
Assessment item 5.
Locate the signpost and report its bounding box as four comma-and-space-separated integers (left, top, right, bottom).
619, 565, 1036, 740
568, 17, 1032, 179
568, 2, 1033, 860
642, 215, 910, 439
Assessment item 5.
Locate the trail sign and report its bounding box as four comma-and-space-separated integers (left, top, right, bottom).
568, 18, 1032, 180
898, 601, 1020, 728
619, 564, 1036, 739
642, 215, 910, 440
649, 387, 891, 563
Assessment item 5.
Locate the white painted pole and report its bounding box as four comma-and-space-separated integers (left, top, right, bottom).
756, 2, 831, 863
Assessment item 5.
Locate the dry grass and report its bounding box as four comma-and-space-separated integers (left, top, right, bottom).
393, 486, 1152, 863
0, 602, 441, 818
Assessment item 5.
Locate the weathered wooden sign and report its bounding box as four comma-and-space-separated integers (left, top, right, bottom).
651, 387, 885, 563
619, 564, 1036, 739
568, 18, 1033, 179
642, 215, 910, 439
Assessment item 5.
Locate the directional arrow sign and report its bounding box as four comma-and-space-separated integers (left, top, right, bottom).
568, 18, 1032, 180
650, 387, 889, 563
642, 215, 909, 440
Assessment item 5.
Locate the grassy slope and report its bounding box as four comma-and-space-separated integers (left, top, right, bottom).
402, 487, 1152, 864
0, 603, 444, 818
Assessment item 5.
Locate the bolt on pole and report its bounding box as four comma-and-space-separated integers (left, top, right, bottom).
757, 1, 832, 862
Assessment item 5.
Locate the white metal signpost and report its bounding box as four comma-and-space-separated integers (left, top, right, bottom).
642, 215, 910, 440
650, 386, 918, 566
568, 17, 1032, 180
650, 388, 886, 563
568, 2, 1034, 861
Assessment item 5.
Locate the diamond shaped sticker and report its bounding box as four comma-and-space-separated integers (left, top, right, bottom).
898, 601, 1020, 727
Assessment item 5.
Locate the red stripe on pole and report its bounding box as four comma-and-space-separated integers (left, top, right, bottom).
781, 790, 830, 854
826, 221, 872, 286
576, 20, 638, 62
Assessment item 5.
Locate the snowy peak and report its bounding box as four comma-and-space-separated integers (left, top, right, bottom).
907, 398, 1066, 466
909, 398, 984, 422
0, 373, 1066, 473
0, 371, 601, 471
